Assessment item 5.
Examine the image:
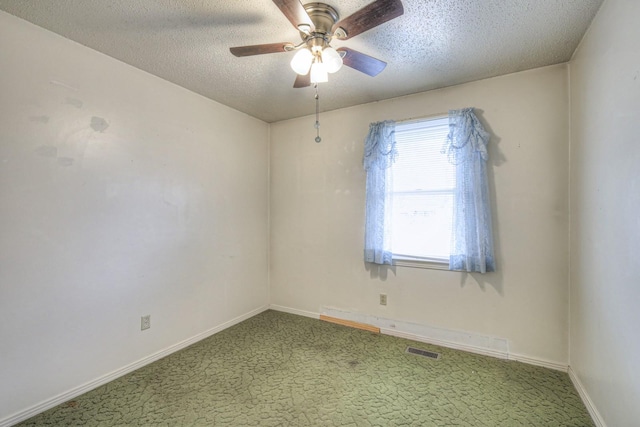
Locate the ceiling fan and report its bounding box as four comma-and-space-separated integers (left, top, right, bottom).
230, 0, 404, 88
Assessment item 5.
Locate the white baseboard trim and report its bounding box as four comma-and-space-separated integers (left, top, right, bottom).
269, 304, 320, 319
568, 366, 607, 427
381, 327, 510, 360
0, 304, 269, 427
321, 306, 512, 359
270, 305, 570, 372
509, 352, 568, 372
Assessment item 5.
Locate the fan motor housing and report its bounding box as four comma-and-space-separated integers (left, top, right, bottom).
302, 2, 339, 36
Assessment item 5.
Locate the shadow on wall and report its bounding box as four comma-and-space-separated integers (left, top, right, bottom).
474, 109, 507, 167
364, 262, 396, 280
459, 271, 504, 296
364, 259, 505, 297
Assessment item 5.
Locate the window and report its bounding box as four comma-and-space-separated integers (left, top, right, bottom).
363, 109, 494, 273
388, 116, 454, 265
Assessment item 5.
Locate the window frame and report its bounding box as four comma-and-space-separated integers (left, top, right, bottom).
387, 115, 452, 270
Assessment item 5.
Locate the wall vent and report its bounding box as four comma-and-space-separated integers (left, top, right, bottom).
406, 346, 440, 360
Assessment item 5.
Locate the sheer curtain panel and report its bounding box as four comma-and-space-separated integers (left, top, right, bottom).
443, 108, 496, 273
363, 120, 396, 265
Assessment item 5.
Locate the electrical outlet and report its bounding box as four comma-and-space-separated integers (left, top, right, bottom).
141, 315, 151, 331
379, 294, 387, 306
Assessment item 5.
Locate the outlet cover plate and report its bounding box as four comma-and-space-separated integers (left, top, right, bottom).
141, 315, 151, 330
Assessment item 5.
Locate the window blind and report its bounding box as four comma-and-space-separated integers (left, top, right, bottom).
389, 116, 455, 260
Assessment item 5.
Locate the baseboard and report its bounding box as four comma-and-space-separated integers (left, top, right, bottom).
321, 306, 512, 358
568, 366, 607, 427
509, 352, 568, 372
269, 304, 320, 319
0, 304, 269, 427
272, 305, 572, 373
381, 327, 510, 360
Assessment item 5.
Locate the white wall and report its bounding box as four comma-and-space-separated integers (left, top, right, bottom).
270, 65, 570, 365
0, 11, 268, 422
569, 0, 640, 425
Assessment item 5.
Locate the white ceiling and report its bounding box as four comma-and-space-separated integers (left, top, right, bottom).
0, 0, 602, 123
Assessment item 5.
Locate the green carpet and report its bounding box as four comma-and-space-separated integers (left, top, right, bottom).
18, 310, 594, 426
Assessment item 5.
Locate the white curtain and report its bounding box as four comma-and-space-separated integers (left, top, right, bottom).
363, 120, 396, 265
443, 108, 496, 273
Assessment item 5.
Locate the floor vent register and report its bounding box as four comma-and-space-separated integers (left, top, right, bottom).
405, 347, 441, 360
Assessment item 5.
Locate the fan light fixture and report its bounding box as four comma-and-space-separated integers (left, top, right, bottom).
310, 60, 329, 83
230, 0, 405, 142
230, 0, 403, 88
290, 48, 313, 75
290, 46, 342, 83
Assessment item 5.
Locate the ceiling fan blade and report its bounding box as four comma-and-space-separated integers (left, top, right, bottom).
337, 47, 387, 77
332, 0, 404, 40
272, 0, 315, 32
293, 72, 311, 88
230, 42, 291, 57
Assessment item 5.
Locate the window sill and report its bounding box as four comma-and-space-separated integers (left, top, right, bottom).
392, 257, 449, 271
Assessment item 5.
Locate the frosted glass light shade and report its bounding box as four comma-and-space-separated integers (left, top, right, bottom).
322, 47, 343, 73
310, 61, 328, 83
290, 48, 313, 75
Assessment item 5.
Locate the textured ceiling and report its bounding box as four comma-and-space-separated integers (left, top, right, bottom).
0, 0, 602, 123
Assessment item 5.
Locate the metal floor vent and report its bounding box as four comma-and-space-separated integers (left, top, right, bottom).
406, 346, 440, 360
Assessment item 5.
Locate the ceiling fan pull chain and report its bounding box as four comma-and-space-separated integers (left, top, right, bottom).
314, 84, 321, 143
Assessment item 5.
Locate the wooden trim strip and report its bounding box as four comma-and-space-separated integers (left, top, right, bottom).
319, 315, 380, 333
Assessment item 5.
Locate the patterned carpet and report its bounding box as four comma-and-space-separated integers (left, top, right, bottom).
18, 310, 594, 426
